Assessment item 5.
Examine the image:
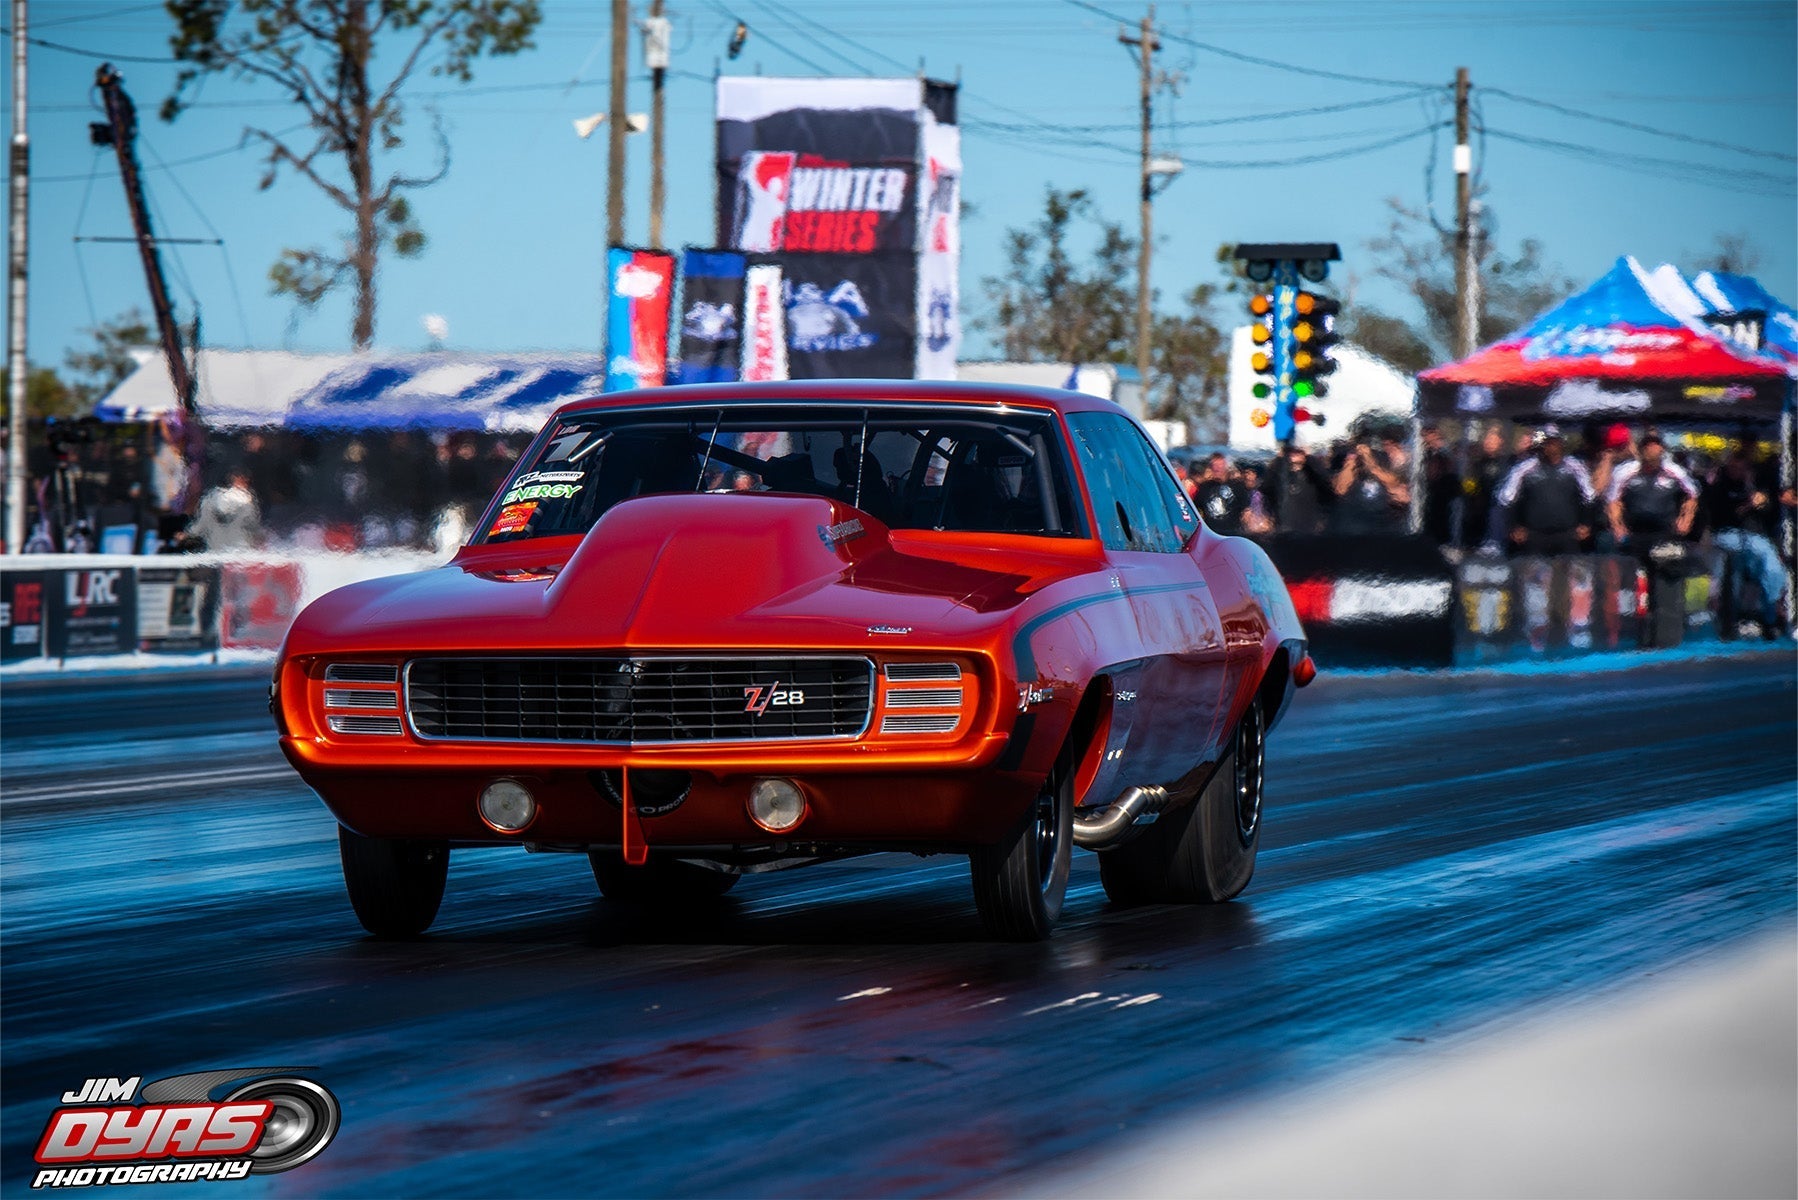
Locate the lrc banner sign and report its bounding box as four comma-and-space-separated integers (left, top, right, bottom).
48, 568, 137, 659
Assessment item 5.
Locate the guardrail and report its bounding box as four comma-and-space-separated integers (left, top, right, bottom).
0, 551, 442, 666
0, 542, 1759, 671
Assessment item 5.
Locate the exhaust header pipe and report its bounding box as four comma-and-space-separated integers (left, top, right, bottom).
1072, 785, 1170, 849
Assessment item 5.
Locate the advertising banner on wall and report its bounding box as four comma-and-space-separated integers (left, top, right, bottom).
47, 566, 137, 658
675, 249, 748, 385
740, 263, 789, 382
1, 571, 50, 662
137, 565, 221, 654
915, 112, 962, 380
220, 561, 305, 649
604, 247, 676, 392
716, 77, 922, 257
763, 252, 918, 380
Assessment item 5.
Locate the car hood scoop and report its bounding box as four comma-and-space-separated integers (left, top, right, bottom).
288, 492, 1057, 657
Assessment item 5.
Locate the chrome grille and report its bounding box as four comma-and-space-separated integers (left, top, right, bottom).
884, 662, 961, 682
880, 713, 961, 734
885, 687, 963, 709
324, 688, 398, 710
325, 663, 399, 683
405, 657, 874, 744
328, 715, 404, 736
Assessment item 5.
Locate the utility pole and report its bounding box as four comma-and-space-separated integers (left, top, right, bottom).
6, 0, 29, 553
1452, 66, 1475, 359
606, 0, 628, 246
645, 0, 669, 248
1120, 7, 1159, 405
93, 65, 202, 513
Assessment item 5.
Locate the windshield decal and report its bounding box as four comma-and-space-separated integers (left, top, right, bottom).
488, 502, 537, 537
502, 482, 583, 505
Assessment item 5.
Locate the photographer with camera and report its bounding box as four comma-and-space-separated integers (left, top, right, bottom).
1606, 433, 1698, 647
1331, 436, 1410, 536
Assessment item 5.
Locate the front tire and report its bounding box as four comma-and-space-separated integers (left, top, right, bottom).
338, 828, 449, 937
970, 750, 1073, 941
588, 853, 739, 904
1099, 701, 1263, 905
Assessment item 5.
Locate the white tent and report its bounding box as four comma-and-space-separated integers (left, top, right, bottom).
94, 348, 607, 432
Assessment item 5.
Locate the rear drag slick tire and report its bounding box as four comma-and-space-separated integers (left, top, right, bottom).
1099, 702, 1263, 905
338, 828, 449, 937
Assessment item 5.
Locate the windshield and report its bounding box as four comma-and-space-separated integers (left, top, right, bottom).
475, 403, 1086, 544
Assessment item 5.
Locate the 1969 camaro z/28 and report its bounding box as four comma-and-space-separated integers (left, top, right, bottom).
274, 381, 1313, 940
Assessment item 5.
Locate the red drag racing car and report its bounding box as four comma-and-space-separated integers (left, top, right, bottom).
273, 381, 1312, 940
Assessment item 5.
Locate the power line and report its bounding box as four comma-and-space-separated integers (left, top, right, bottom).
1483, 127, 1796, 197
36, 123, 310, 185
1181, 123, 1447, 169
35, 4, 162, 29
0, 27, 176, 63
1061, 0, 1443, 92
1480, 85, 1798, 164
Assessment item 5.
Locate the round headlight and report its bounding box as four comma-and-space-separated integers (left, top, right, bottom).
747, 778, 807, 833
478, 779, 537, 833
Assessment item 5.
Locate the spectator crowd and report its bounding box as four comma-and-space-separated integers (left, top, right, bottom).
5, 414, 1792, 640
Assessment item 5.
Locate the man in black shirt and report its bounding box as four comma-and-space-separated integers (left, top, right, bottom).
1331, 440, 1409, 535
1193, 453, 1248, 536
1420, 425, 1461, 545
1607, 433, 1699, 648
1460, 425, 1510, 547
1495, 425, 1594, 556
1705, 451, 1787, 636
1261, 444, 1330, 535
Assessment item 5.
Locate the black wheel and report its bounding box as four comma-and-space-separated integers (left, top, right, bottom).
588, 853, 739, 903
1099, 702, 1263, 905
969, 747, 1073, 941
338, 827, 449, 937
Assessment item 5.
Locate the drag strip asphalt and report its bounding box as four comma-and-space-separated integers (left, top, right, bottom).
2, 652, 1794, 1197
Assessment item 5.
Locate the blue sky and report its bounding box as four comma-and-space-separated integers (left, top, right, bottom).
9, 0, 1796, 369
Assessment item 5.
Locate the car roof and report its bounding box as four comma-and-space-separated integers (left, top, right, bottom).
554, 379, 1125, 420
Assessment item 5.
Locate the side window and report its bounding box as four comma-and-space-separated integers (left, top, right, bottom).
1066, 412, 1182, 552
1124, 423, 1201, 545
1067, 418, 1131, 550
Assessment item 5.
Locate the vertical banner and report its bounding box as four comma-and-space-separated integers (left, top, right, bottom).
604, 247, 676, 392
915, 112, 961, 380
741, 263, 789, 382
768, 252, 917, 380
675, 249, 748, 384
1, 570, 50, 662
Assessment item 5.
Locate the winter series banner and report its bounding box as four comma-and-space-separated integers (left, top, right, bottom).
675, 249, 747, 385
716, 77, 923, 257
759, 252, 918, 380
604, 247, 676, 392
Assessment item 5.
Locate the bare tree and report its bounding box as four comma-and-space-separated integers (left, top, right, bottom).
979, 188, 1137, 367
163, 0, 542, 349
1682, 232, 1766, 277
1342, 196, 1574, 369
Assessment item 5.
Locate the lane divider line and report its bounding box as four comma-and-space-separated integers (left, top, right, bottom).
3, 766, 292, 804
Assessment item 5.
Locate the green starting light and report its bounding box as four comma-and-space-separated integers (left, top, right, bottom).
1252, 381, 1271, 399
1293, 379, 1316, 399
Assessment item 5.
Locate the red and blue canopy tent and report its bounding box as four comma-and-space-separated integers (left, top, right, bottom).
1417, 256, 1792, 423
